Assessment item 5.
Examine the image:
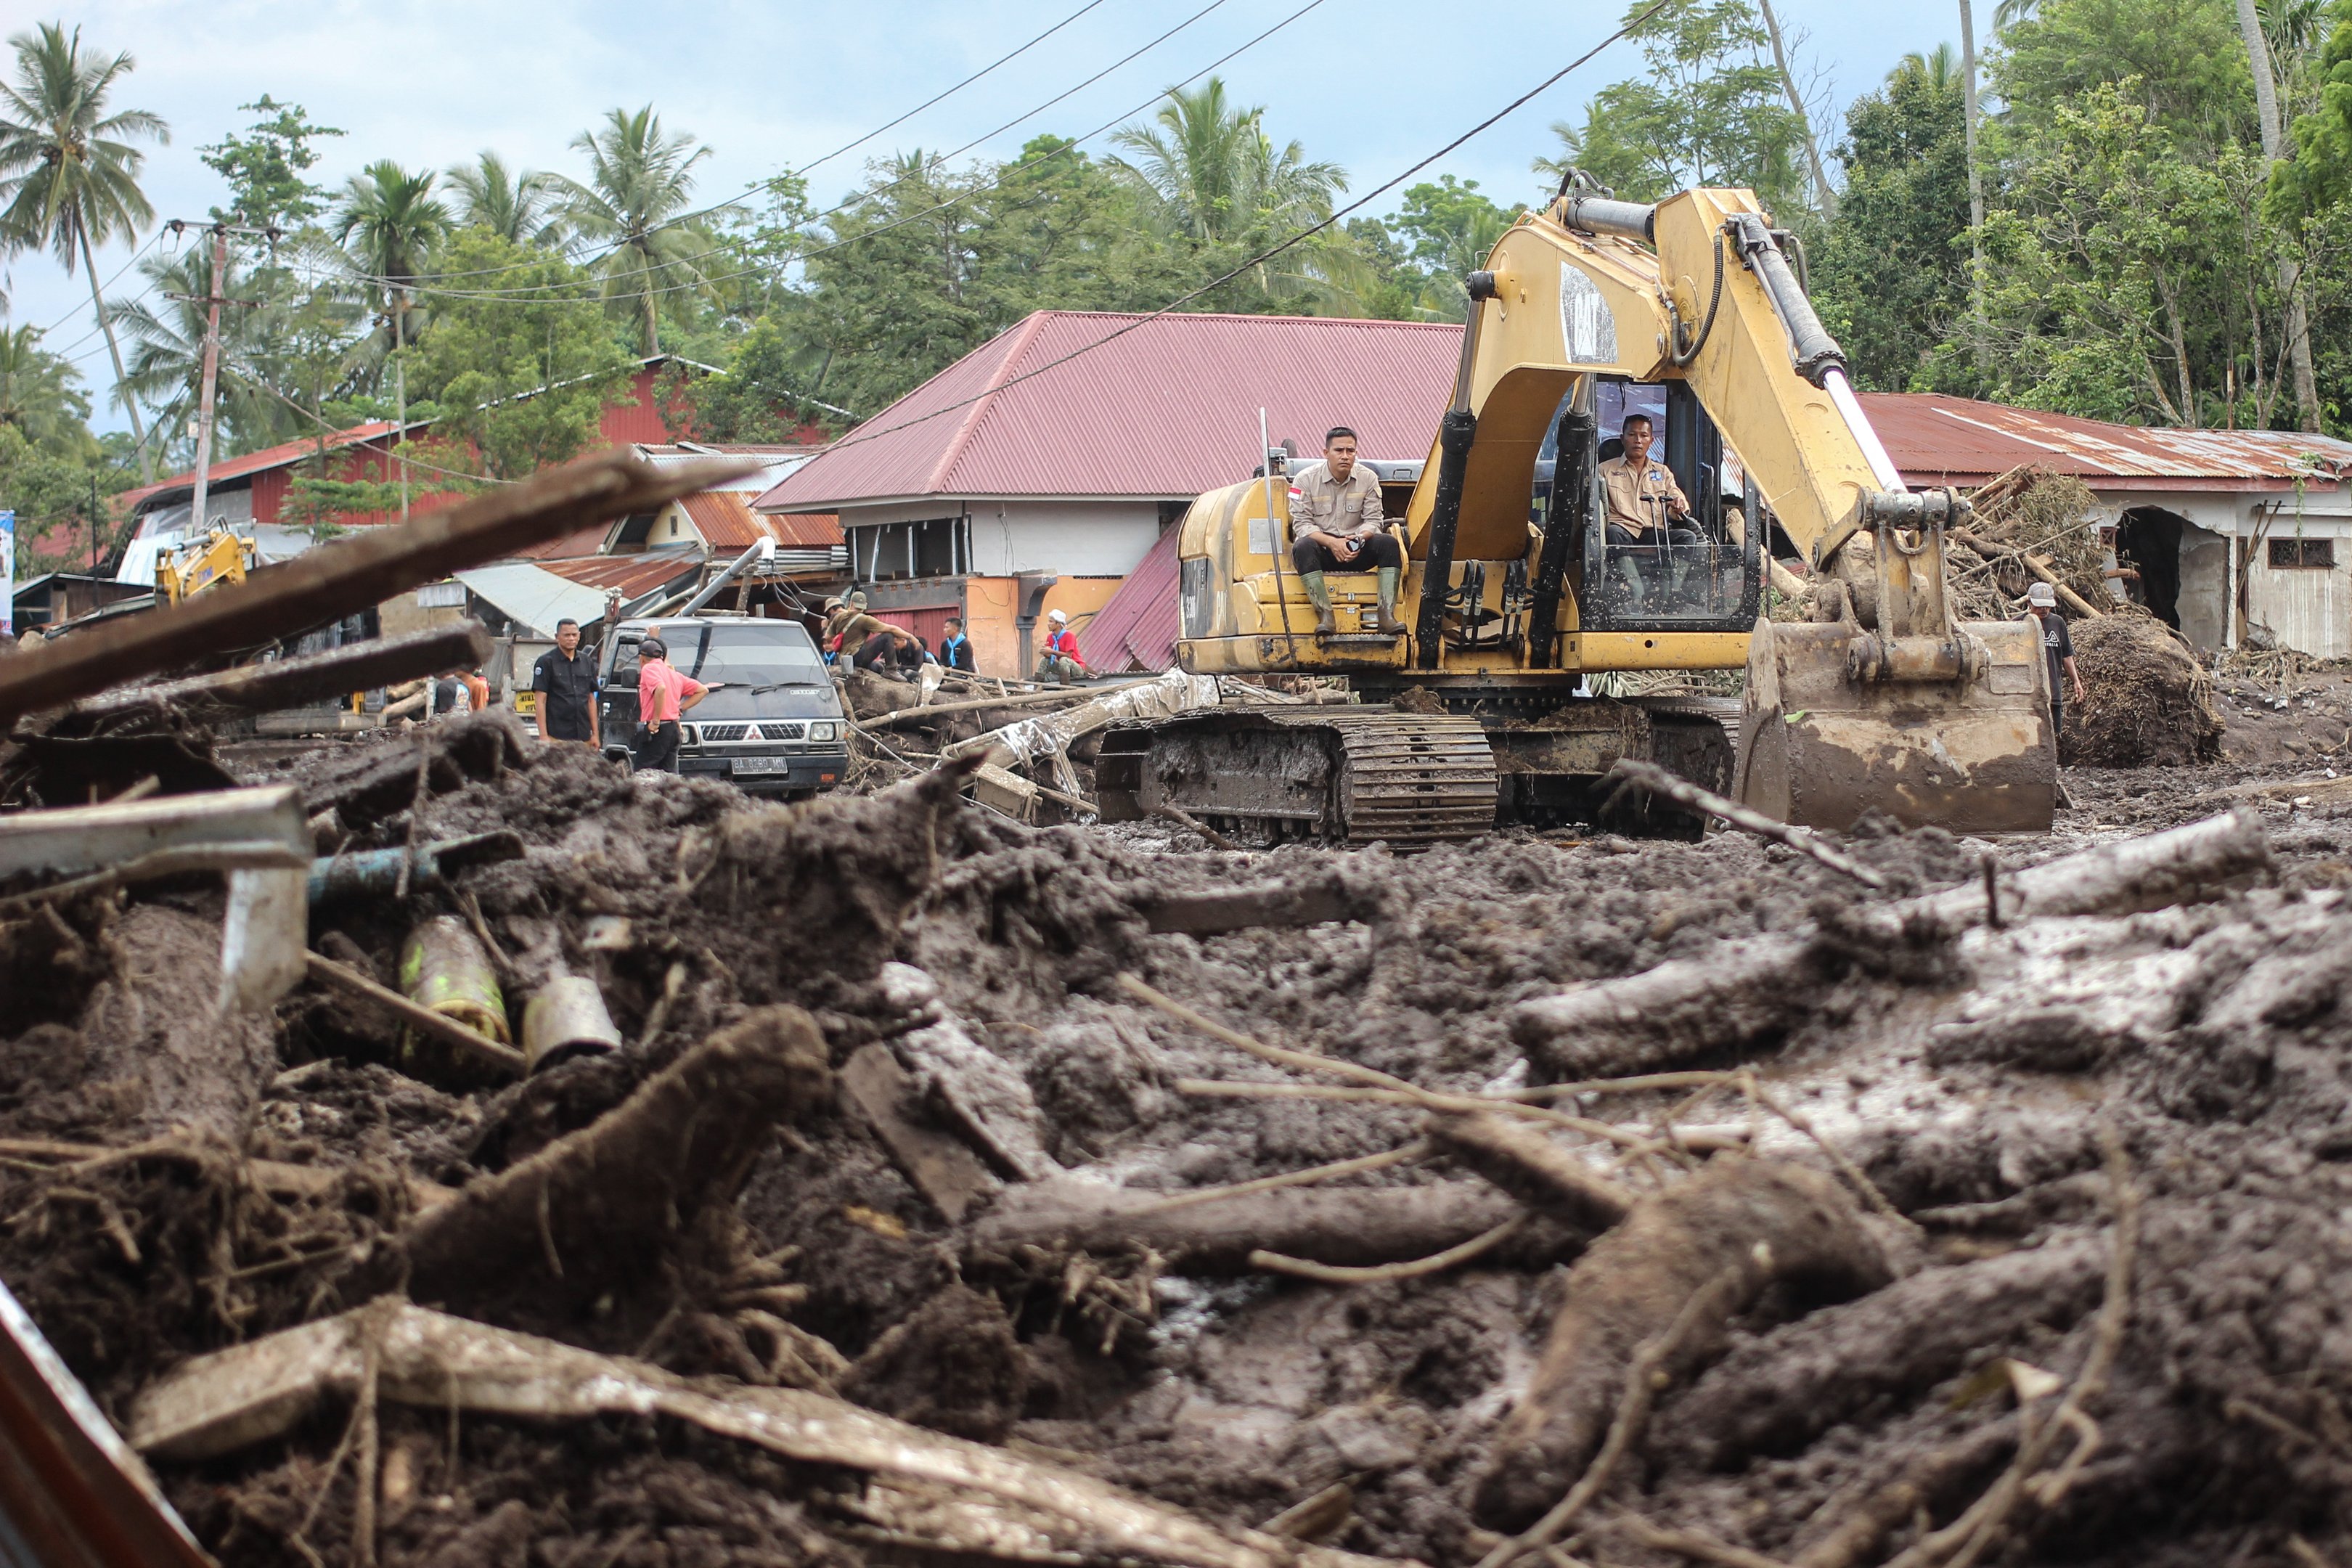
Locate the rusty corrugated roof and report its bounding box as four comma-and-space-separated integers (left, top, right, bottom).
754, 311, 1464, 510
118, 420, 404, 513
541, 550, 704, 601
680, 492, 844, 550
1863, 393, 2352, 491
1074, 523, 1182, 674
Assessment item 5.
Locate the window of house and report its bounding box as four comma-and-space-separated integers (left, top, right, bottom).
852, 516, 971, 580
2269, 537, 2336, 570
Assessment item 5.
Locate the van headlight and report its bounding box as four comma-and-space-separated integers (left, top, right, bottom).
807, 721, 838, 742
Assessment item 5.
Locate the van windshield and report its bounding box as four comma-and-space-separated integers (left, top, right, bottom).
692, 624, 828, 687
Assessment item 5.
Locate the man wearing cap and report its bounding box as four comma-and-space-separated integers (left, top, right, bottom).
634, 634, 708, 774
1037, 608, 1087, 683
1288, 427, 1406, 637
2026, 582, 2086, 740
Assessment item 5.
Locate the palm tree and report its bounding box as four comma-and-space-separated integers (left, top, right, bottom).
1889, 41, 1963, 91
334, 160, 449, 520
1991, 0, 2038, 30
0, 23, 166, 480
446, 152, 565, 248
0, 322, 91, 450
1108, 78, 1354, 306
555, 106, 715, 356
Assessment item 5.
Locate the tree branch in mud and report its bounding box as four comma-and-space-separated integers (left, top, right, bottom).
1513, 808, 2272, 1081
1601, 759, 1890, 889
403, 1005, 830, 1309
1424, 1111, 1635, 1230
1474, 1154, 1895, 1531
129, 1304, 1397, 1568
967, 1176, 1556, 1276
1475, 1266, 1751, 1568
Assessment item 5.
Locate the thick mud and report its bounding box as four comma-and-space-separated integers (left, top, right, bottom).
8, 706, 2352, 1567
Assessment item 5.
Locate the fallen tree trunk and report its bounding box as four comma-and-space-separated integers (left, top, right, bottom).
404, 1005, 830, 1309
966, 1176, 1551, 1275
67, 623, 494, 722
1139, 870, 1392, 936
129, 1303, 1397, 1568
1513, 808, 2271, 1079
1473, 1154, 1892, 1530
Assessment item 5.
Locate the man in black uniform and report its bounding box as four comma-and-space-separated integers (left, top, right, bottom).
530, 617, 600, 746
2027, 582, 2086, 739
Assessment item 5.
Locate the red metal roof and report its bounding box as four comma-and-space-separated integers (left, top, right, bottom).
1863, 393, 2352, 492
1074, 523, 1182, 674
763, 512, 843, 549
680, 491, 844, 550
518, 523, 616, 560
755, 311, 1464, 510
115, 422, 401, 513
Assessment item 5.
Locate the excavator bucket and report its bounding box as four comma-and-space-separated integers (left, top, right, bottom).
1734, 613, 2057, 834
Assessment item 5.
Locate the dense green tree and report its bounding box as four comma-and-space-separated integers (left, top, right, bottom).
1535, 0, 1805, 212
408, 230, 631, 481
446, 152, 564, 249
556, 106, 720, 356
197, 96, 341, 230
1108, 78, 1357, 307
0, 23, 165, 478
1992, 0, 2252, 147
689, 316, 838, 441
1811, 56, 1974, 391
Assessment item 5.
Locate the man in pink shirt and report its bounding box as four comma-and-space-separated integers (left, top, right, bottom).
634, 634, 707, 774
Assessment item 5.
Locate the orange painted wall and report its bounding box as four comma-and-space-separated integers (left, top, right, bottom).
957, 576, 1123, 677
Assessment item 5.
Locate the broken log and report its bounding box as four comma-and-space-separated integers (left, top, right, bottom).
66, 622, 494, 722
1661, 1235, 2104, 1470
864, 682, 1145, 728
404, 1005, 830, 1307
128, 1304, 1400, 1568
1513, 808, 2271, 1079
966, 1175, 1559, 1275
1473, 1154, 1892, 1530
1139, 870, 1390, 936
0, 450, 748, 724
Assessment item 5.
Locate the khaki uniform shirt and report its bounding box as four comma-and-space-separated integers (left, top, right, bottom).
1598, 455, 1690, 534
1286, 461, 1387, 542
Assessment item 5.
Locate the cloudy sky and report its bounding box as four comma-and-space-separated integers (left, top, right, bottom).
4, 0, 1949, 431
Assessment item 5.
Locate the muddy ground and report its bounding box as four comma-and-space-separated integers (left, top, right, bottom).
8, 695, 2352, 1568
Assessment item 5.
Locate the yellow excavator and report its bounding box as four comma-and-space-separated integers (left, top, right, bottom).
1099, 185, 2054, 845
155, 523, 258, 605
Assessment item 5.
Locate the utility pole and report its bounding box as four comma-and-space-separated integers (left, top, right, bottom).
1958, 0, 1989, 377
89, 473, 99, 576
165, 221, 277, 536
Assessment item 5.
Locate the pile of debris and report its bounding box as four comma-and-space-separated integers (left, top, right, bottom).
14, 450, 2352, 1568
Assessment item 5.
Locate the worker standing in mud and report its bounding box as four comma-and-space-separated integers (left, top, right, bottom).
531, 617, 600, 748
2027, 582, 2087, 737
634, 634, 707, 773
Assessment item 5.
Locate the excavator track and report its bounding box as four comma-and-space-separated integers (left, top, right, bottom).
1097, 708, 1498, 847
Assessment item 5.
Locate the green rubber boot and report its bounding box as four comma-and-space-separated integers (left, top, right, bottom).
1301, 570, 1336, 634
1373, 565, 1408, 635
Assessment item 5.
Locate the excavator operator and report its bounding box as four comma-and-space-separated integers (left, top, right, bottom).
1598, 413, 1695, 607
1288, 426, 1407, 637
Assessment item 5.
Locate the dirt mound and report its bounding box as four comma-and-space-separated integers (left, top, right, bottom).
2067, 615, 2225, 767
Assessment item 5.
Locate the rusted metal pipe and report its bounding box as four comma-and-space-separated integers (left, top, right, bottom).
522, 976, 624, 1074
399, 916, 511, 1078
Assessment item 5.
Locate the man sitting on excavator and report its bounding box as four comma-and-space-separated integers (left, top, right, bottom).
1598, 413, 1696, 605
1288, 426, 1407, 637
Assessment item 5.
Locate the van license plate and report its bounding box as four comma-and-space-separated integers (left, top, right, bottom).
733, 756, 793, 775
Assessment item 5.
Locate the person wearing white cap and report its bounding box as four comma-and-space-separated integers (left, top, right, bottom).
2025, 581, 2086, 740
1037, 607, 1087, 684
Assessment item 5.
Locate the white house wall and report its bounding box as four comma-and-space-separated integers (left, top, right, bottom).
2124, 486, 2352, 658
965, 501, 1164, 577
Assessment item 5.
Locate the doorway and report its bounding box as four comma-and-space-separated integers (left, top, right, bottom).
2118, 507, 2184, 629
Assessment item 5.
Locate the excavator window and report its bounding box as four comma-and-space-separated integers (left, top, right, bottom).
1548, 377, 1759, 634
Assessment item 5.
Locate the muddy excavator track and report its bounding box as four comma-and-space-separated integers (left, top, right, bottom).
1097, 708, 1498, 846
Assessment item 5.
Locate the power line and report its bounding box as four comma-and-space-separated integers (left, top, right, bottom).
793, 0, 1116, 178
807, 0, 1683, 467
